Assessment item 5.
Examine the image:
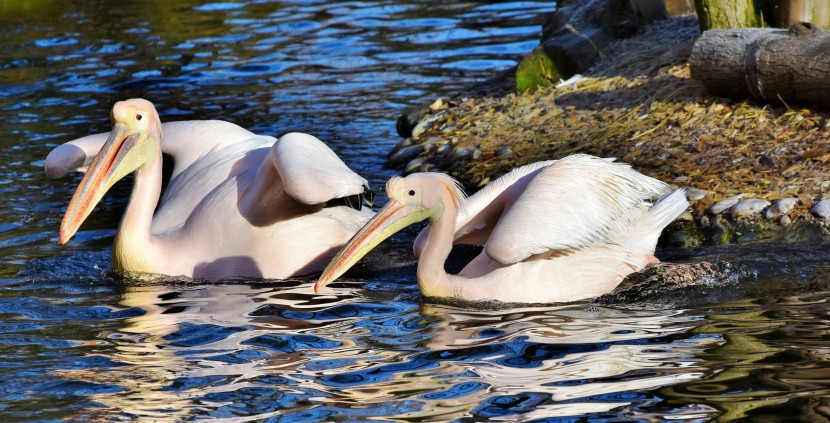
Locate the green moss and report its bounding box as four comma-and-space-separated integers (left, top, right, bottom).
515, 45, 561, 93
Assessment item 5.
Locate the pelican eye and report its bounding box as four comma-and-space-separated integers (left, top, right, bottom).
136, 114, 142, 121
408, 190, 415, 196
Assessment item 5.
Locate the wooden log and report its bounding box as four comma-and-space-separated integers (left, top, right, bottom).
690, 22, 830, 109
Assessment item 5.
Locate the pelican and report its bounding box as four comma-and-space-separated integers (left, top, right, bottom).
45, 98, 374, 279
315, 155, 689, 304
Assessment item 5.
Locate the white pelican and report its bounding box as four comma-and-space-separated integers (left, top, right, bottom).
45, 98, 373, 280
315, 155, 689, 304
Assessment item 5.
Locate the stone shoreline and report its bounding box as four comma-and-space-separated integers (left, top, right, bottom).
389, 16, 830, 247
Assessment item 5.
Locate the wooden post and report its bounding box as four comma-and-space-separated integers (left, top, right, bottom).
694, 0, 765, 30
774, 0, 830, 29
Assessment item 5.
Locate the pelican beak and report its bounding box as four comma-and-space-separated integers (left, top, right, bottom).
314, 199, 433, 293
59, 123, 147, 244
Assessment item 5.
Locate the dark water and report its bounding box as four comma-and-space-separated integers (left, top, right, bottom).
2, 1, 830, 421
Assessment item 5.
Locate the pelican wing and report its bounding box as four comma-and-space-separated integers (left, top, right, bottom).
413, 160, 556, 256
152, 137, 273, 233
44, 132, 108, 178
160, 120, 267, 179
272, 132, 368, 205
44, 120, 260, 180
484, 154, 669, 265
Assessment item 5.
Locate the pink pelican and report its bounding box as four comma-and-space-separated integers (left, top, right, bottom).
45, 98, 373, 279
315, 155, 689, 303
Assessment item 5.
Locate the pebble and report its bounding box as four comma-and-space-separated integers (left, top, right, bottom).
729, 198, 770, 218
676, 210, 694, 222
810, 200, 830, 219
404, 157, 426, 174
708, 194, 746, 215
682, 186, 708, 201
387, 144, 424, 168
764, 198, 798, 219
411, 114, 443, 140
496, 146, 513, 158
452, 146, 481, 161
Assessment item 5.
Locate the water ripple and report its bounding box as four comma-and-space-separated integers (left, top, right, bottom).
3, 1, 829, 421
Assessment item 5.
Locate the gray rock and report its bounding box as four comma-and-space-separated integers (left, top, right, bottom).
730, 198, 770, 218
387, 144, 424, 169
452, 145, 481, 161
682, 186, 708, 202
411, 113, 443, 140
676, 210, 694, 222
496, 146, 513, 158
810, 200, 830, 219
598, 261, 738, 307
708, 194, 746, 215
404, 157, 426, 174
396, 105, 430, 138
764, 198, 798, 219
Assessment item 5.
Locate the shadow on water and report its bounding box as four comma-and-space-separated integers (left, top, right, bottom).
2, 0, 830, 421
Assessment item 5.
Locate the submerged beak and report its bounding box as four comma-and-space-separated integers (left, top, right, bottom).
314, 199, 432, 293
59, 123, 142, 244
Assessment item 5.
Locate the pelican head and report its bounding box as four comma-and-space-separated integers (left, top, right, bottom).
60, 99, 163, 244
315, 172, 464, 292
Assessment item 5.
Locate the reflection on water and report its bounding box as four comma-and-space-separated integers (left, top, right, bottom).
2, 0, 830, 421
48, 282, 712, 421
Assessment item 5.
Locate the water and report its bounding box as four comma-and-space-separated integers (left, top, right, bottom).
1, 1, 829, 421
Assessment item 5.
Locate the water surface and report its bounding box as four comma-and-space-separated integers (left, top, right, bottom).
1, 1, 830, 421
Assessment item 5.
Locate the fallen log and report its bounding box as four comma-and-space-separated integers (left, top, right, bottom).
690, 22, 830, 109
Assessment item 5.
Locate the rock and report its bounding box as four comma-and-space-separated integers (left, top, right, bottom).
419, 137, 442, 153
699, 215, 732, 244
429, 98, 447, 111
764, 198, 798, 219
452, 146, 481, 161
411, 113, 443, 140
682, 186, 708, 201
810, 200, 830, 219
496, 146, 513, 158
664, 230, 701, 248
708, 194, 745, 215
404, 157, 426, 174
516, 45, 560, 93
386, 144, 424, 169
597, 261, 739, 307
396, 105, 430, 138
676, 210, 694, 222
730, 198, 770, 218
